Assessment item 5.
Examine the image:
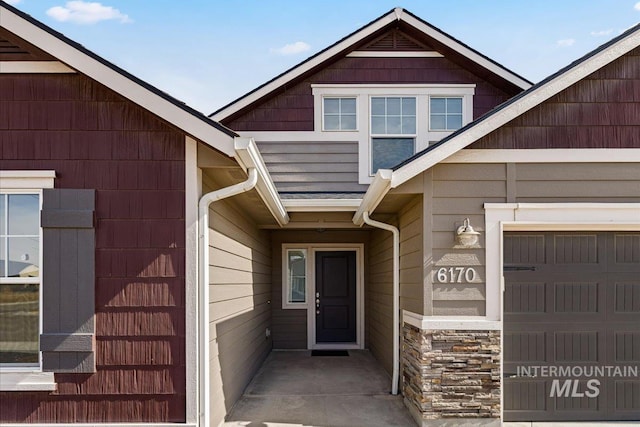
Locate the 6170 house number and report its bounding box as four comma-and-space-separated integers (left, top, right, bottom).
436, 267, 477, 283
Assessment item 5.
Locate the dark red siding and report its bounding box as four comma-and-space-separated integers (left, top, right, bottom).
0, 73, 186, 423
224, 55, 515, 131
471, 47, 640, 149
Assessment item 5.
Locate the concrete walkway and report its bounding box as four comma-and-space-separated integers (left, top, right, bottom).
223, 350, 416, 427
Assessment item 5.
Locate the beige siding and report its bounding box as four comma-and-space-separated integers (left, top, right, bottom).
423, 162, 640, 316
367, 224, 394, 375
271, 229, 370, 349
204, 178, 272, 427
399, 196, 424, 315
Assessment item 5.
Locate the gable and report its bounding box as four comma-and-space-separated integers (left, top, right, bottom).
470, 47, 640, 149
0, 27, 54, 61
221, 23, 522, 131
212, 8, 531, 123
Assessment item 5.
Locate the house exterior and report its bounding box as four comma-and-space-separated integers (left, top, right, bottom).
2, 3, 640, 427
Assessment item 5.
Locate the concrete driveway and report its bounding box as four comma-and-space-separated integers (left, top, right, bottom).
223, 350, 415, 427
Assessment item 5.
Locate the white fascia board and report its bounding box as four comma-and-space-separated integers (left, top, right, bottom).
352, 169, 392, 226
211, 10, 399, 121
346, 51, 444, 58
0, 61, 75, 73
0, 7, 235, 157
391, 27, 640, 189
401, 13, 531, 90
282, 199, 362, 212
442, 149, 640, 163
234, 137, 289, 226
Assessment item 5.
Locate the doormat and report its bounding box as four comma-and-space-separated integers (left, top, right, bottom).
311, 350, 349, 356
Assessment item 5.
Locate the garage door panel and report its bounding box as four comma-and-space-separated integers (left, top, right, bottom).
553, 234, 601, 265
554, 281, 599, 313
611, 234, 640, 271
504, 330, 547, 363
615, 381, 640, 412
504, 231, 640, 422
614, 331, 640, 362
504, 281, 546, 313
554, 330, 600, 362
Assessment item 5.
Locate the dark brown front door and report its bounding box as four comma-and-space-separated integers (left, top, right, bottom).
504, 232, 640, 422
315, 251, 357, 343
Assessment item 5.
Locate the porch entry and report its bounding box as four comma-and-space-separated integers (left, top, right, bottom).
315, 251, 357, 343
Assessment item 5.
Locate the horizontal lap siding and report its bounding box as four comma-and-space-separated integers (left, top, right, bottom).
399, 196, 423, 315
225, 56, 513, 131
0, 74, 186, 422
471, 47, 640, 149
257, 140, 366, 193
425, 162, 640, 316
367, 224, 394, 375
430, 164, 506, 316
204, 178, 272, 427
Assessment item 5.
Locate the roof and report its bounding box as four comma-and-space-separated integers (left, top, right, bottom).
0, 1, 239, 156
354, 20, 640, 224
389, 20, 640, 187
211, 7, 533, 122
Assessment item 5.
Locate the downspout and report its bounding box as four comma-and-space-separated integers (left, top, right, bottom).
362, 211, 400, 395
198, 167, 258, 427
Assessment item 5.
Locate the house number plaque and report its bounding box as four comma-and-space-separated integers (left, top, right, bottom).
436, 267, 477, 283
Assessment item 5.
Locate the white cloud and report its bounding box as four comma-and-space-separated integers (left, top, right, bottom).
635, 2, 640, 11
271, 41, 311, 56
46, 1, 132, 24
556, 38, 575, 47
590, 29, 613, 36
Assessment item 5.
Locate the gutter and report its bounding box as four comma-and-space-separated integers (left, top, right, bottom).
197, 138, 289, 426
361, 212, 400, 395
198, 167, 258, 427
352, 169, 400, 395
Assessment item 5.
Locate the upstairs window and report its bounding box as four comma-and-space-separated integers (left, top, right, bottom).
370, 97, 416, 172
430, 97, 463, 131
323, 97, 357, 131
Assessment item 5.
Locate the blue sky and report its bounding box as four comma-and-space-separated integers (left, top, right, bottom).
5, 1, 640, 114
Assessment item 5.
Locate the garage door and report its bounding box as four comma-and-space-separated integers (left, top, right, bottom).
504, 232, 640, 422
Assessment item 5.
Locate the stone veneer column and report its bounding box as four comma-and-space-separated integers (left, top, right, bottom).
402, 323, 501, 426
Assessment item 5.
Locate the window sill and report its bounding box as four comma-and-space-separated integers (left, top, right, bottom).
0, 370, 56, 391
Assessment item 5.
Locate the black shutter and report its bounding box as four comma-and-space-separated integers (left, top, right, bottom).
40, 189, 96, 373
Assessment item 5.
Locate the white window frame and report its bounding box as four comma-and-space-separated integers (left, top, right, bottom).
369, 96, 417, 174
429, 96, 465, 132
312, 84, 475, 184
282, 246, 309, 309
321, 96, 358, 131
0, 171, 56, 391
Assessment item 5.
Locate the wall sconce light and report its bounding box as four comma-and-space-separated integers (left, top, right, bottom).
456, 218, 480, 247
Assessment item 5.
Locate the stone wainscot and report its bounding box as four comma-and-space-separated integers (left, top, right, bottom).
402, 315, 501, 427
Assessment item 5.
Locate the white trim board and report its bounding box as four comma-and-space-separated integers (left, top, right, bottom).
0, 371, 55, 392
403, 310, 501, 331
0, 61, 75, 73
483, 202, 640, 322
184, 137, 199, 424
211, 7, 530, 121
442, 148, 640, 163
0, 170, 55, 189
346, 51, 444, 58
